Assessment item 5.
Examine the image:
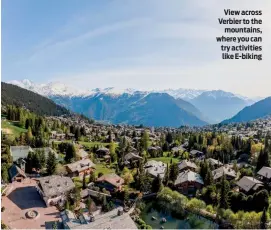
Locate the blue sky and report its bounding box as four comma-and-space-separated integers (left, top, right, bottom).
2, 0, 271, 97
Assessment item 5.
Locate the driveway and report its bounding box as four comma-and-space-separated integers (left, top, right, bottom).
1, 179, 60, 229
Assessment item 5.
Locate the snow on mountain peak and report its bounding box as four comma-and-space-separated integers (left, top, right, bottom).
8, 79, 86, 97
7, 79, 255, 103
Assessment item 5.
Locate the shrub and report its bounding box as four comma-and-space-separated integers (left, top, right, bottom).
186, 198, 206, 212
206, 205, 214, 214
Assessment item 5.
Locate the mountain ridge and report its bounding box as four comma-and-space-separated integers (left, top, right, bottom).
222, 97, 271, 124
1, 82, 70, 116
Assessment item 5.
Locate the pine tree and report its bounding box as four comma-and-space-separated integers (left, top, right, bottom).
163, 163, 170, 185
140, 130, 149, 151
169, 163, 179, 182
205, 167, 214, 186
47, 151, 57, 175
1, 165, 9, 183
256, 147, 270, 171
5, 146, 13, 163
219, 174, 230, 209
260, 207, 267, 229
39, 150, 46, 169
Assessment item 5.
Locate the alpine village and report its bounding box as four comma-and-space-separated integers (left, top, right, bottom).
1, 82, 271, 229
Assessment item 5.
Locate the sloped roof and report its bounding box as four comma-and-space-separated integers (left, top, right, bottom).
172, 146, 186, 152
144, 160, 166, 178
66, 159, 95, 173
38, 175, 75, 197
212, 166, 237, 180
174, 170, 204, 185
124, 152, 142, 161
8, 164, 27, 180
257, 166, 271, 179
236, 176, 263, 192
96, 173, 124, 188
178, 160, 198, 171
190, 149, 203, 155
10, 146, 33, 161
206, 158, 223, 166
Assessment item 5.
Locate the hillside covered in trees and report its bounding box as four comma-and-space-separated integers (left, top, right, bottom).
1, 82, 70, 116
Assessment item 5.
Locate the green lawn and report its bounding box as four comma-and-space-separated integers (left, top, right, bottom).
1, 120, 27, 139
94, 163, 115, 176
79, 141, 110, 148
149, 157, 180, 164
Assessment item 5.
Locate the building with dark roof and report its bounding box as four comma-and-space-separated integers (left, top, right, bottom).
236, 176, 264, 194
66, 159, 95, 177
190, 150, 204, 158
257, 166, 271, 182
212, 165, 237, 181
124, 152, 142, 168
8, 164, 27, 182
96, 173, 124, 192
174, 170, 204, 195
178, 160, 198, 172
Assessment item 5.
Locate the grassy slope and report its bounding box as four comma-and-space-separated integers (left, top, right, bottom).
1, 120, 27, 139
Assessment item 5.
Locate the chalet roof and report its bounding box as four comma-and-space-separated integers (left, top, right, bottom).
236, 176, 263, 192
174, 170, 204, 185
206, 158, 223, 166
190, 149, 203, 155
38, 175, 75, 198
8, 164, 27, 181
66, 159, 95, 173
178, 160, 198, 171
96, 173, 124, 188
148, 146, 161, 151
212, 166, 237, 180
124, 152, 143, 161
172, 146, 186, 152
144, 160, 166, 178
257, 166, 271, 179
10, 146, 34, 161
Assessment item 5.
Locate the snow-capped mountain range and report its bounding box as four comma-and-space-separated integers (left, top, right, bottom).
7, 79, 262, 124
7, 79, 255, 102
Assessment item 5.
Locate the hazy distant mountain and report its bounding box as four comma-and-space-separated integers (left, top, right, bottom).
50, 92, 207, 127
222, 97, 271, 124
113, 93, 207, 127
8, 79, 259, 125
189, 90, 254, 123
